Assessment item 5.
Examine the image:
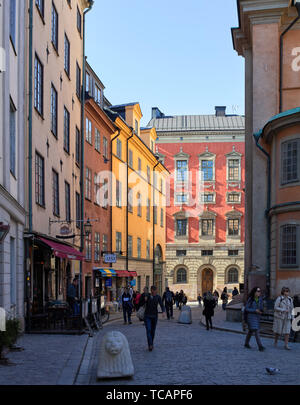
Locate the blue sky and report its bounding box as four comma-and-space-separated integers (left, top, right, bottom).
85, 0, 244, 127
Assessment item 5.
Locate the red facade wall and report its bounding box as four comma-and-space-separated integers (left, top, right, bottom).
157, 142, 245, 243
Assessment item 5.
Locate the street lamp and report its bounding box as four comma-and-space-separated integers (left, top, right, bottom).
0, 222, 10, 243
83, 218, 92, 236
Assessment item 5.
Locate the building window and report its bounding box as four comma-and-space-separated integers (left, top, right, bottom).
137, 238, 141, 258
35, 152, 45, 206
50, 84, 58, 137
227, 193, 240, 203
85, 167, 92, 200
85, 233, 92, 261
129, 149, 133, 167
63, 107, 70, 153
176, 250, 186, 257
228, 159, 240, 181
102, 234, 108, 254
146, 276, 150, 288
280, 224, 299, 267
146, 198, 150, 221
95, 128, 101, 152
176, 268, 187, 283
137, 193, 142, 217
128, 188, 133, 213
75, 126, 81, 166
10, 101, 16, 176
175, 194, 188, 204
34, 54, 43, 116
201, 250, 213, 256
52, 170, 59, 216
228, 219, 239, 236
65, 181, 71, 222
76, 62, 81, 98
176, 219, 187, 236
146, 240, 150, 259
51, 3, 58, 51
103, 137, 108, 159
36, 0, 44, 18
10, 0, 16, 47
94, 173, 100, 205
76, 192, 80, 228
138, 158, 142, 174
77, 6, 82, 35
86, 72, 90, 93
228, 250, 239, 256
201, 193, 215, 203
116, 180, 122, 207
281, 140, 299, 185
160, 208, 164, 227
176, 160, 188, 182
94, 84, 101, 105
128, 235, 132, 258
116, 139, 122, 159
94, 232, 100, 262
64, 34, 70, 76
227, 268, 239, 283
116, 232, 122, 253
85, 117, 92, 144
201, 160, 214, 181
201, 219, 214, 236
137, 276, 141, 292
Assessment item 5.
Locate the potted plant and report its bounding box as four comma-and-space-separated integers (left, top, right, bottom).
0, 319, 21, 365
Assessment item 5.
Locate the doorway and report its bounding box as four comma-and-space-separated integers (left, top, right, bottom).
202, 268, 213, 294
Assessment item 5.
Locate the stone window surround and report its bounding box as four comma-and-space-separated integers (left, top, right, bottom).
173, 211, 189, 239
200, 191, 216, 204
279, 134, 300, 189
199, 209, 217, 239
278, 219, 300, 270
226, 191, 241, 204
174, 150, 190, 185
198, 151, 216, 183
225, 209, 242, 239
174, 192, 189, 205
174, 265, 189, 284
225, 265, 240, 284
226, 148, 242, 183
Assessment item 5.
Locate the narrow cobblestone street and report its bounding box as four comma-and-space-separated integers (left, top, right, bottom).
76, 307, 300, 386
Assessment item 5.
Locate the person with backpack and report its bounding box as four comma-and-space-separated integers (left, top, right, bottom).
138, 285, 166, 351
203, 291, 216, 330
273, 287, 294, 350
162, 287, 175, 320
244, 286, 266, 351
221, 287, 228, 310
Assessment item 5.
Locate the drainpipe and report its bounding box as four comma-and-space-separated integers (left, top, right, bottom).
126, 130, 134, 271
28, 0, 33, 232
80, 1, 93, 300
152, 161, 159, 286
253, 132, 271, 298
279, 3, 300, 112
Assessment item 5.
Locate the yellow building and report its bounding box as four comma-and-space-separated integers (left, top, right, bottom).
105, 103, 168, 297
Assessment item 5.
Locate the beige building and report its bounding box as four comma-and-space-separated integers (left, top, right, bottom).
25, 0, 93, 318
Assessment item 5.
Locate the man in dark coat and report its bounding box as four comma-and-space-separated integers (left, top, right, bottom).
162, 287, 174, 320
121, 287, 133, 325
203, 292, 216, 330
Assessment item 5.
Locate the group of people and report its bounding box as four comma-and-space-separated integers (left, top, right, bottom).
243, 286, 299, 351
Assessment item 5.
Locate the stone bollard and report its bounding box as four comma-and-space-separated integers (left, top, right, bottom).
97, 331, 134, 379
178, 305, 192, 324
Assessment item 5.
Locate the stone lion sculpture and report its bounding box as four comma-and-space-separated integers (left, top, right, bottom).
97, 331, 134, 379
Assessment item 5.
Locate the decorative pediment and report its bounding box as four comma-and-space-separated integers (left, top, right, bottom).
225, 209, 243, 218
173, 210, 189, 219
199, 207, 217, 219
198, 151, 216, 159
226, 146, 242, 158
174, 147, 190, 159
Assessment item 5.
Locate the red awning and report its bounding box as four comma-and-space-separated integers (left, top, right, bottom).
128, 271, 137, 277
115, 270, 132, 277
38, 237, 85, 261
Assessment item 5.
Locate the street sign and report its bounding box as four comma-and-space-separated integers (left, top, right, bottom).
105, 278, 112, 287
104, 254, 116, 263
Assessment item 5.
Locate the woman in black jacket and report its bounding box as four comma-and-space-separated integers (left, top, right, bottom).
203, 291, 216, 330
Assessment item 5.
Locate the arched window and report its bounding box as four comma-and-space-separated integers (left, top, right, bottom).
227, 268, 238, 283
176, 268, 187, 283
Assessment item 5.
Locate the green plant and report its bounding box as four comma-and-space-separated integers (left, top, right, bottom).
0, 319, 21, 359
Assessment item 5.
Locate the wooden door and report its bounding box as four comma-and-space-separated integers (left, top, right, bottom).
202, 268, 213, 294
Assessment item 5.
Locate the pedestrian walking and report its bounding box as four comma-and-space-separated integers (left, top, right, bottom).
221, 287, 228, 311
232, 286, 239, 297
138, 285, 165, 351
213, 290, 219, 307
197, 293, 202, 307
133, 291, 141, 312
121, 287, 133, 325
273, 287, 294, 350
203, 291, 216, 330
244, 286, 266, 351
162, 287, 175, 320
67, 278, 79, 315
175, 292, 179, 309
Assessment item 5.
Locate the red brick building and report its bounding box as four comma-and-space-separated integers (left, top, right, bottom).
149, 106, 245, 300
82, 63, 115, 299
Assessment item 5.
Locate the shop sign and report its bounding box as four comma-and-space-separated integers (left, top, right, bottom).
130, 280, 136, 286
60, 225, 72, 236
104, 254, 116, 263
105, 278, 112, 287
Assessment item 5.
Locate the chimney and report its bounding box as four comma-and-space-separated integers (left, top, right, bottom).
215, 106, 226, 117
152, 107, 165, 120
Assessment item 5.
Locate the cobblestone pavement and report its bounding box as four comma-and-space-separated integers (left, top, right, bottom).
77, 307, 300, 385
0, 333, 88, 385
